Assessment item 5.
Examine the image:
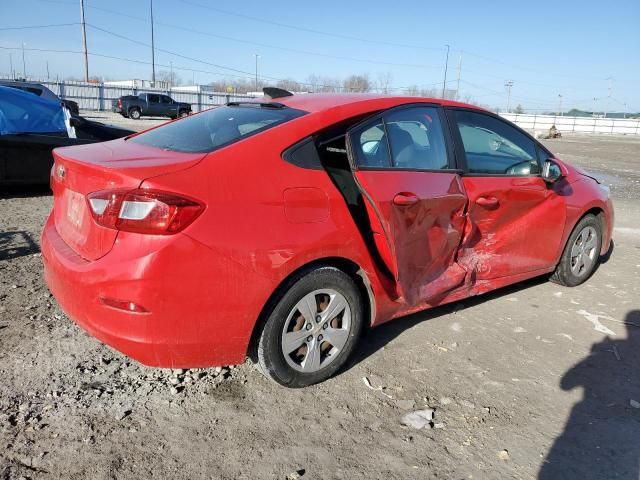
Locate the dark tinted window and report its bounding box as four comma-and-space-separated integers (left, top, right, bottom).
161, 96, 172, 104
385, 107, 449, 169
129, 105, 306, 153
147, 94, 160, 104
453, 110, 539, 175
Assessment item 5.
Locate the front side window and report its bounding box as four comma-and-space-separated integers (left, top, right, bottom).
129, 105, 306, 153
161, 96, 172, 104
452, 110, 540, 175
148, 94, 160, 104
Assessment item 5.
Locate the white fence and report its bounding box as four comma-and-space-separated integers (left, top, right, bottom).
500, 113, 640, 136
2, 78, 256, 112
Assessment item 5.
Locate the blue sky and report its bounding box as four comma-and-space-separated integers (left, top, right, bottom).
1, 0, 638, 112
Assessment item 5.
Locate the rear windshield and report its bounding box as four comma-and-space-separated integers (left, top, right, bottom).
129, 104, 306, 153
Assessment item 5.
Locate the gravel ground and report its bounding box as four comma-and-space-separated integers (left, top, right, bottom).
1, 133, 639, 479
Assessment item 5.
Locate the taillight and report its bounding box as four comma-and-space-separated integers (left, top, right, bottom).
117, 99, 122, 108
87, 189, 203, 235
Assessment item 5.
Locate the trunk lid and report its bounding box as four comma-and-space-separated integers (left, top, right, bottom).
51, 138, 205, 260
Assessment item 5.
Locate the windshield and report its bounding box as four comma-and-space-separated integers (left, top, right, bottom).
0, 86, 66, 135
129, 104, 306, 153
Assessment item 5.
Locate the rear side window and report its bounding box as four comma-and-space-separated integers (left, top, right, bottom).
351, 106, 450, 170
129, 105, 306, 153
352, 121, 391, 167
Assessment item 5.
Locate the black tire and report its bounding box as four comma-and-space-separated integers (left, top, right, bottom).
128, 108, 141, 120
178, 110, 189, 118
550, 214, 602, 287
256, 266, 364, 388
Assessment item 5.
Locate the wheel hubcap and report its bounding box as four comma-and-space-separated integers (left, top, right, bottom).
281, 289, 351, 373
570, 226, 598, 277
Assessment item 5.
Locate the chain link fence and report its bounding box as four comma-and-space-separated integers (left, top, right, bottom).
1, 77, 256, 112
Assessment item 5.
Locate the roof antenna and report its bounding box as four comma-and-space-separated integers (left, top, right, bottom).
263, 87, 293, 100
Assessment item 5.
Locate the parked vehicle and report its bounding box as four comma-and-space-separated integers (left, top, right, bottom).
0, 79, 80, 115
0, 86, 134, 185
112, 93, 191, 120
41, 88, 613, 387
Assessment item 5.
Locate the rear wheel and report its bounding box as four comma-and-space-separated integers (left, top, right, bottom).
551, 214, 602, 286
256, 267, 363, 387
128, 108, 141, 120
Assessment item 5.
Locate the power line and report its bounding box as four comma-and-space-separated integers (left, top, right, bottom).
177, 0, 444, 51
71, 3, 441, 70
0, 44, 456, 93
0, 23, 80, 31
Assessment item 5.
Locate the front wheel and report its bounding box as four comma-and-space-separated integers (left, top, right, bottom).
178, 110, 189, 118
256, 267, 364, 387
551, 214, 602, 286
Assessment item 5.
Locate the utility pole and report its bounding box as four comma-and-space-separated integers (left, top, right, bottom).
254, 54, 260, 92
441, 44, 450, 99
592, 97, 598, 117
169, 61, 173, 88
150, 0, 156, 86
21, 42, 26, 78
558, 94, 563, 116
504, 80, 514, 113
9, 53, 13, 78
79, 0, 89, 81
455, 50, 462, 101
46, 61, 50, 79
604, 76, 613, 119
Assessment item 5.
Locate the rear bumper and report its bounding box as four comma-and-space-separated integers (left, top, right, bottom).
41, 213, 255, 368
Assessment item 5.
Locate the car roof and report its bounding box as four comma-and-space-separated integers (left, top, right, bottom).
270, 93, 486, 114
0, 80, 59, 101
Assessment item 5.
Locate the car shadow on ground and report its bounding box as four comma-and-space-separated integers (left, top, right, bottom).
538, 309, 640, 479
347, 275, 549, 370
0, 231, 40, 261
0, 185, 51, 199
349, 240, 616, 371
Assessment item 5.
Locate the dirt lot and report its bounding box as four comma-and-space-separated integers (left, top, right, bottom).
1, 131, 639, 479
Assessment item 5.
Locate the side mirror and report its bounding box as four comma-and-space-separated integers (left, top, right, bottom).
542, 159, 565, 183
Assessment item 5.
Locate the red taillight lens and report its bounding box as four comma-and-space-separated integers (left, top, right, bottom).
87, 189, 203, 235
117, 99, 122, 108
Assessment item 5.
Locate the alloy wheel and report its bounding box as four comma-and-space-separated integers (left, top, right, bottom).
280, 289, 351, 373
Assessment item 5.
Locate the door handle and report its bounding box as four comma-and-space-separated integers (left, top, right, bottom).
393, 192, 420, 206
475, 196, 499, 207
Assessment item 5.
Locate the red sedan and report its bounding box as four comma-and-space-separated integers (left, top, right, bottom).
41, 89, 614, 387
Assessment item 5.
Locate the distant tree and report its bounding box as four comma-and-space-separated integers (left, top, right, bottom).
404, 85, 420, 96
276, 78, 302, 92
376, 72, 393, 94
343, 74, 371, 93
156, 70, 182, 87
514, 104, 524, 114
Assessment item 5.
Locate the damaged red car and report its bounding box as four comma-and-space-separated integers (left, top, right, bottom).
41, 89, 614, 387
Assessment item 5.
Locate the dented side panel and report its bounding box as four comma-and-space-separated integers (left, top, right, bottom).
354, 170, 468, 305
458, 176, 566, 279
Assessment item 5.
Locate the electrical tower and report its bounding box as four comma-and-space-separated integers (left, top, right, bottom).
504, 80, 514, 113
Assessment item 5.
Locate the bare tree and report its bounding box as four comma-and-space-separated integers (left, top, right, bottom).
376, 72, 393, 94
276, 78, 302, 92
404, 85, 420, 96
343, 74, 371, 93
156, 70, 182, 87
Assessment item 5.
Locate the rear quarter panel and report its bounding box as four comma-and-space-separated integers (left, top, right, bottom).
139, 113, 399, 354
